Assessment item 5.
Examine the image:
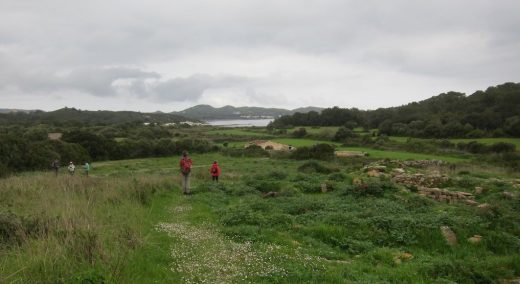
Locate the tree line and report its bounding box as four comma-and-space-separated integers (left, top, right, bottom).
0, 124, 216, 176
269, 82, 520, 138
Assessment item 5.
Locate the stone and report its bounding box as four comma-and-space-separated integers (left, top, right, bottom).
367, 169, 380, 177
262, 191, 278, 198
393, 168, 405, 175
440, 226, 457, 246
393, 252, 414, 264
321, 183, 328, 193
477, 203, 491, 210
363, 165, 387, 173
502, 191, 516, 199
352, 177, 363, 185
464, 199, 479, 206
467, 235, 482, 244
475, 186, 483, 194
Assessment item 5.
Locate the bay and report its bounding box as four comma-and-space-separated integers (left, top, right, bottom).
205, 119, 273, 127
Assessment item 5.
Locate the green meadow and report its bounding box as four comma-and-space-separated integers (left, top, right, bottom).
2, 150, 520, 283
2, 123, 520, 283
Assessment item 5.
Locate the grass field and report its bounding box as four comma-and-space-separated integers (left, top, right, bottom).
272, 138, 342, 147
390, 136, 520, 149
271, 138, 468, 163
450, 138, 520, 148
2, 152, 520, 283
339, 146, 469, 163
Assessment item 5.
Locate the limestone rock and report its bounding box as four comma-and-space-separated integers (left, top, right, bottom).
477, 203, 491, 210
502, 191, 516, 199
321, 183, 328, 193
363, 165, 387, 173
467, 235, 482, 244
475, 186, 483, 194
440, 226, 457, 246
393, 252, 414, 264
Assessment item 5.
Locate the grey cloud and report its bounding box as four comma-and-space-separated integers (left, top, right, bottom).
0, 0, 519, 111
0, 63, 160, 97
152, 74, 252, 102
63, 67, 160, 97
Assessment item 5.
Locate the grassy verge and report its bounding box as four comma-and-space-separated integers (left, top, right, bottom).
0, 171, 180, 283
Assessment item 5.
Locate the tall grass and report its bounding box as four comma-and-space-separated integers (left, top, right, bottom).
0, 173, 176, 283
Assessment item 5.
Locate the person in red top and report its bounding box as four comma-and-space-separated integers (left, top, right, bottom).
179, 151, 192, 194
209, 161, 221, 182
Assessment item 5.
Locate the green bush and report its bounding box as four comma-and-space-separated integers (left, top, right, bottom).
298, 161, 337, 174
245, 179, 282, 193
344, 178, 397, 197
290, 143, 335, 160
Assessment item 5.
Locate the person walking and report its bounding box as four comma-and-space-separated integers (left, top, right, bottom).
209, 161, 221, 182
68, 161, 76, 176
51, 159, 59, 177
84, 162, 90, 177
179, 151, 192, 195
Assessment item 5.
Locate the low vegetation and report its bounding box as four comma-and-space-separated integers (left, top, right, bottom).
1, 151, 519, 283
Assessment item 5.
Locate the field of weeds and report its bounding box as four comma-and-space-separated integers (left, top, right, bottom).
1, 152, 520, 283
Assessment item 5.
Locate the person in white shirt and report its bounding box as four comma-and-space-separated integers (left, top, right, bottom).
68, 161, 76, 176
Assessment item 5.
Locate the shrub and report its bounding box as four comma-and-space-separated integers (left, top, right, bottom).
298, 161, 336, 174
219, 203, 268, 226
334, 127, 356, 141
328, 172, 348, 181
292, 127, 307, 138
294, 180, 321, 193
291, 143, 335, 160
488, 142, 516, 153
265, 171, 288, 180
345, 178, 397, 197
0, 211, 25, 245
245, 179, 282, 193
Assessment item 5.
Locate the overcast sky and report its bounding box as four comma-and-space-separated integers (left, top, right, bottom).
1, 0, 519, 112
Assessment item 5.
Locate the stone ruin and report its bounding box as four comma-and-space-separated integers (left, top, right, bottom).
391, 172, 449, 188
360, 160, 483, 206
394, 160, 446, 168
417, 187, 477, 205
390, 168, 477, 205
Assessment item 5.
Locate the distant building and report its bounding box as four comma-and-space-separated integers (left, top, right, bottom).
48, 132, 63, 140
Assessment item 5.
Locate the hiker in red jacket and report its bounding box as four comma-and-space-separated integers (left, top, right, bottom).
209, 161, 221, 182
179, 151, 192, 194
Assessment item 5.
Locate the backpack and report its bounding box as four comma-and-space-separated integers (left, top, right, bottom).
181, 158, 192, 174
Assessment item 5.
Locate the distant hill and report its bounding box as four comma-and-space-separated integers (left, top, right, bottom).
174, 105, 323, 120
0, 108, 38, 114
0, 107, 192, 126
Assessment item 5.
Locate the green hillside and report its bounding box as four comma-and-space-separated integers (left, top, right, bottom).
174, 104, 323, 120
0, 107, 191, 126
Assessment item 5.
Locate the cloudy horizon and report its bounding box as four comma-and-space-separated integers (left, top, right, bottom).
1, 0, 519, 112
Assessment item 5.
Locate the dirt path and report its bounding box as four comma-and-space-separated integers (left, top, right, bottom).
156, 203, 322, 283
